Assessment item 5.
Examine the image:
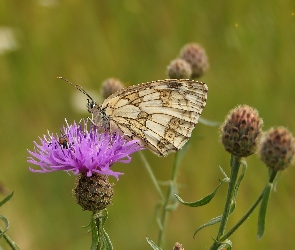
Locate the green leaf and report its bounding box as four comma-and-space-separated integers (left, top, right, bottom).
0, 215, 9, 236
219, 166, 229, 180
194, 215, 223, 238
233, 160, 247, 200
102, 229, 113, 250
90, 209, 113, 250
0, 192, 14, 207
194, 203, 235, 238
217, 239, 232, 250
257, 183, 272, 239
155, 202, 163, 230
175, 181, 224, 207
146, 237, 162, 250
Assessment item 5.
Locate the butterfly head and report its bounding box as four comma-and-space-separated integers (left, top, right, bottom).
86, 98, 97, 113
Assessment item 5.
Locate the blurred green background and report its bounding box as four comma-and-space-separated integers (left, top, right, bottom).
1, 1, 295, 249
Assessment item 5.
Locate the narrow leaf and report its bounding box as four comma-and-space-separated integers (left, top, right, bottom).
219, 166, 229, 180
217, 244, 227, 250
0, 192, 14, 207
175, 181, 224, 207
217, 239, 232, 250
194, 203, 235, 238
90, 209, 112, 250
257, 183, 272, 239
233, 160, 247, 200
194, 215, 222, 238
0, 215, 9, 236
146, 237, 162, 250
102, 229, 113, 250
155, 202, 163, 230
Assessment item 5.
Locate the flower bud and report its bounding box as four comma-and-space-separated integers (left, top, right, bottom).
259, 127, 295, 171
179, 43, 209, 78
220, 105, 263, 157
173, 242, 184, 250
73, 173, 114, 212
100, 78, 124, 99
166, 58, 192, 79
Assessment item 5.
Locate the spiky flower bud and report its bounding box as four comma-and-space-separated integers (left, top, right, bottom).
100, 78, 124, 99
259, 127, 295, 171
73, 173, 114, 212
220, 105, 263, 157
166, 58, 192, 79
173, 242, 184, 250
179, 43, 209, 78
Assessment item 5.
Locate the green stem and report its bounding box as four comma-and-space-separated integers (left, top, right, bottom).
218, 155, 241, 237
268, 169, 278, 184
222, 191, 263, 241
91, 209, 112, 250
0, 228, 20, 250
157, 152, 181, 248
220, 170, 277, 241
139, 152, 164, 200
210, 155, 241, 250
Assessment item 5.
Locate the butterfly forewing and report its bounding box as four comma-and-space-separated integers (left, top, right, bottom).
100, 79, 208, 156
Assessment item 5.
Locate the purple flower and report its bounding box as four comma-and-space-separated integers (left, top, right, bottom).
27, 119, 143, 180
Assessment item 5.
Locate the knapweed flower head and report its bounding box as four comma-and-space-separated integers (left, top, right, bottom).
259, 127, 295, 171
220, 105, 263, 157
73, 173, 114, 211
166, 58, 192, 79
27, 119, 143, 180
179, 43, 209, 78
100, 77, 124, 99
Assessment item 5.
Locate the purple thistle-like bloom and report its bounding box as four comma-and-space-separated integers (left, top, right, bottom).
27, 119, 143, 180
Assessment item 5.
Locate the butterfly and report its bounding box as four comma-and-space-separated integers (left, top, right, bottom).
59, 77, 208, 156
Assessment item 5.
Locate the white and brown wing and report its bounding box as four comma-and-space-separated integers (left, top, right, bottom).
101, 79, 208, 156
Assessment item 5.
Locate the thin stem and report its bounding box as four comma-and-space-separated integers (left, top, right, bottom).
220, 170, 277, 241
210, 155, 241, 250
218, 155, 241, 237
157, 152, 181, 248
139, 151, 164, 200
91, 209, 112, 250
0, 228, 20, 250
222, 191, 263, 241
268, 169, 278, 184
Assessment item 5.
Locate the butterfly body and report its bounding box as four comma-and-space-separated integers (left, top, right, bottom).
88, 103, 111, 132
61, 77, 208, 156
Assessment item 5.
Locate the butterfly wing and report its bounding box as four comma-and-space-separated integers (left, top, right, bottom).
101, 79, 208, 156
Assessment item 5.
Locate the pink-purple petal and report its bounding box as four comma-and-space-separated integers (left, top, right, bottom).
27, 119, 144, 180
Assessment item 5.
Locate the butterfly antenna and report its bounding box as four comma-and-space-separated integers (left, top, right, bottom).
57, 76, 94, 101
